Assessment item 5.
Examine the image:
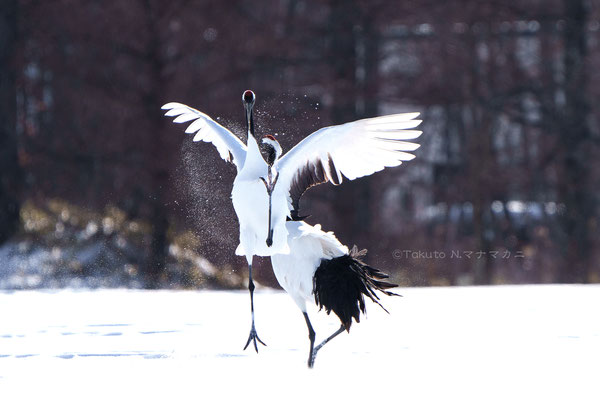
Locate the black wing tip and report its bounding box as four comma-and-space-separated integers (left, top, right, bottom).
328, 154, 342, 185
289, 157, 337, 221
287, 213, 311, 222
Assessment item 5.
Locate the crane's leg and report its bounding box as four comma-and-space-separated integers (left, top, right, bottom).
261, 175, 275, 247
243, 261, 266, 352
309, 324, 345, 367
302, 312, 316, 368
266, 192, 274, 246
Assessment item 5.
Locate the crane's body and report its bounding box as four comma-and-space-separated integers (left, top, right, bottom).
271, 221, 347, 312
231, 134, 289, 259
162, 90, 422, 356
271, 220, 399, 368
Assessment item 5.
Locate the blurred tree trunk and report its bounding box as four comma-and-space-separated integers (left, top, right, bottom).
557, 0, 592, 283
361, 13, 379, 119
358, 12, 380, 246
328, 0, 358, 123
0, 0, 21, 244
467, 25, 494, 285
471, 117, 494, 285
329, 0, 377, 246
142, 0, 169, 288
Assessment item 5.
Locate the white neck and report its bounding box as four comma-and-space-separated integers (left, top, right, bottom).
241, 133, 267, 175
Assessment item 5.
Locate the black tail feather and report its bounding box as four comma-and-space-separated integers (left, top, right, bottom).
313, 245, 400, 332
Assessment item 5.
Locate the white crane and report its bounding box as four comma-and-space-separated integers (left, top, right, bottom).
161, 91, 421, 352
262, 135, 402, 368
274, 221, 400, 368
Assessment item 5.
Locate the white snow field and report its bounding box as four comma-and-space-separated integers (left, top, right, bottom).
0, 285, 598, 399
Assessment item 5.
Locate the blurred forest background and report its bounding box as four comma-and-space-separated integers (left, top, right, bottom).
1, 0, 598, 289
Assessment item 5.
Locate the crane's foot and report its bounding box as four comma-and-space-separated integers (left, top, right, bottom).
308, 342, 324, 368
307, 325, 345, 368
243, 325, 266, 353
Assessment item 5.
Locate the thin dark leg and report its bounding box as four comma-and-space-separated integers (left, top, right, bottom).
243, 263, 266, 352
309, 324, 345, 366
303, 312, 316, 368
266, 193, 273, 247
261, 172, 274, 247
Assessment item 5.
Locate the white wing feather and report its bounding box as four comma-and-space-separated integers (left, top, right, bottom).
162, 102, 247, 170
275, 112, 422, 217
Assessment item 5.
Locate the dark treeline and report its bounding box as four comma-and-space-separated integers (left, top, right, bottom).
0, 0, 598, 288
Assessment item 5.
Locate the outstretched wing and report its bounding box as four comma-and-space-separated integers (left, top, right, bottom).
162, 102, 247, 171
275, 113, 422, 219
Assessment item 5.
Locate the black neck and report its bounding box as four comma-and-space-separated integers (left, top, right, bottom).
246, 109, 255, 139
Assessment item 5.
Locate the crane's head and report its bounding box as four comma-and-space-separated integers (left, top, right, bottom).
243, 90, 255, 105
261, 134, 282, 167
242, 90, 256, 138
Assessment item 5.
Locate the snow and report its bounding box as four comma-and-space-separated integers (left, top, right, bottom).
1, 285, 598, 399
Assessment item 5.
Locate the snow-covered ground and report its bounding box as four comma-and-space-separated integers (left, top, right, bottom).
1, 285, 598, 399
